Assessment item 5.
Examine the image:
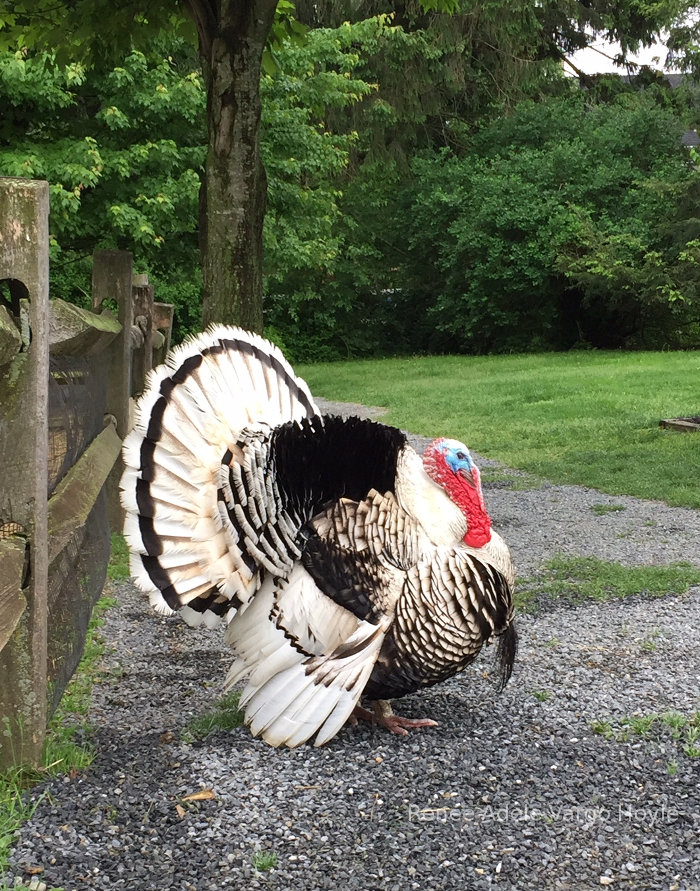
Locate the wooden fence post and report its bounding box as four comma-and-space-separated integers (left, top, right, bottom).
92, 250, 133, 533
0, 178, 50, 768
92, 250, 133, 440
131, 273, 154, 396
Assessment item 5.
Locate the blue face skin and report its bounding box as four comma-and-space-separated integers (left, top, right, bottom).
437, 439, 475, 476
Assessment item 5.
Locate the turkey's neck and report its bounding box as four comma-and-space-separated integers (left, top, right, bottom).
445, 466, 492, 549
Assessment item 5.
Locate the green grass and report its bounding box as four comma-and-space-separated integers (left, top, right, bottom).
685, 726, 700, 757
531, 690, 552, 703
108, 533, 130, 581
0, 764, 42, 885
252, 851, 277, 872
299, 350, 700, 508
591, 719, 614, 739
56, 596, 118, 721
0, 593, 117, 884
592, 712, 700, 757
590, 503, 626, 516
516, 555, 700, 612
181, 691, 245, 743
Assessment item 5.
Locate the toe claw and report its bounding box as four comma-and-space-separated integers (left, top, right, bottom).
350, 702, 438, 736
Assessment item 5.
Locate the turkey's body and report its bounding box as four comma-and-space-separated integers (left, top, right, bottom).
121, 326, 517, 747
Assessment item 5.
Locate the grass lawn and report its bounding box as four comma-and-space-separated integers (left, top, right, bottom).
299, 350, 700, 508
515, 555, 700, 612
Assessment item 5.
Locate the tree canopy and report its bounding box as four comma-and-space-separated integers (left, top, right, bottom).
1, 0, 699, 355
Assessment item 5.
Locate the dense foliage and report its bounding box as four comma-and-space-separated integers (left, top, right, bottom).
2, 3, 700, 358
267, 80, 700, 358
0, 39, 205, 337
395, 86, 700, 353
263, 5, 700, 358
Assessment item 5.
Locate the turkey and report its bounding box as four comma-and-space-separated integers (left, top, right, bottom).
120, 325, 517, 747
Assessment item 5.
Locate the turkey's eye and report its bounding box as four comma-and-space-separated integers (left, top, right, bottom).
456, 451, 466, 461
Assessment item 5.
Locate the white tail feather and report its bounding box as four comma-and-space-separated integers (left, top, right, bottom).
244, 619, 387, 747
222, 565, 386, 746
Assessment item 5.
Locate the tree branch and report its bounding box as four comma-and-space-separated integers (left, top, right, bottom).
183, 0, 217, 59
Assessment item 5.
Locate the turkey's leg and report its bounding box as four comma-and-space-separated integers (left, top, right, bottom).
352, 700, 438, 736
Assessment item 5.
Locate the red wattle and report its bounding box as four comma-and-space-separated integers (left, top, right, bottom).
464, 525, 491, 548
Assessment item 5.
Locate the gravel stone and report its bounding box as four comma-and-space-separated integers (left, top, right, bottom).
7, 401, 700, 891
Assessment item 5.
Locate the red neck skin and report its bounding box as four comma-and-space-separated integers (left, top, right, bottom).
423, 448, 492, 548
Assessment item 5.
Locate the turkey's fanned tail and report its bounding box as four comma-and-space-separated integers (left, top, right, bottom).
120, 325, 318, 625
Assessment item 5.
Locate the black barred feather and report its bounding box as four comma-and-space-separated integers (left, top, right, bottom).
121, 325, 517, 748
496, 621, 518, 692
300, 529, 386, 623
364, 548, 516, 701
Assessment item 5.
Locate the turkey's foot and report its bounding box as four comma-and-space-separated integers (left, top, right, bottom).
351, 700, 438, 736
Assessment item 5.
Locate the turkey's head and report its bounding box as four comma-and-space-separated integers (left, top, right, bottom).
422, 438, 492, 548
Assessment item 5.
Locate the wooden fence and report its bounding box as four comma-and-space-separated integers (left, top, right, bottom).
0, 177, 173, 769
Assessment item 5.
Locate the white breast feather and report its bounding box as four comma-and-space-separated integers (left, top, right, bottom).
465, 528, 515, 588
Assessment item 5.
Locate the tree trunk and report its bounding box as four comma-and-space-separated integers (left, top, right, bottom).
193, 0, 278, 332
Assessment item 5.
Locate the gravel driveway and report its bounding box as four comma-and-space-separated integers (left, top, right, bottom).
8, 403, 700, 891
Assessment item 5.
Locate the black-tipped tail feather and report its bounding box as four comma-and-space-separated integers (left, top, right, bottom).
496, 621, 518, 692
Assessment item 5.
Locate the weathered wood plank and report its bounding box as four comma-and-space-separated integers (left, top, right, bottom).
152, 301, 174, 365
92, 250, 132, 438
132, 280, 155, 394
0, 352, 30, 527
47, 420, 122, 562
659, 418, 700, 433
92, 250, 132, 533
152, 301, 174, 332
0, 177, 50, 769
0, 538, 26, 654
49, 298, 121, 356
